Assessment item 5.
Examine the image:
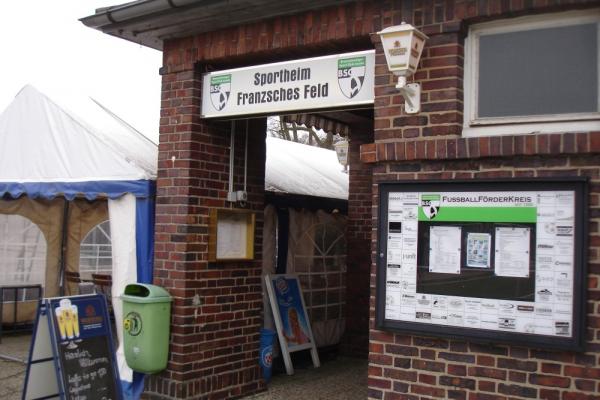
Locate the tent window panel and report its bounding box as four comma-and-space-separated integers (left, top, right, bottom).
0, 214, 47, 302
292, 223, 347, 328
79, 220, 112, 280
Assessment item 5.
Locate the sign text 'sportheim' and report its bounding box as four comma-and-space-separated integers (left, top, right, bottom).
201, 50, 375, 118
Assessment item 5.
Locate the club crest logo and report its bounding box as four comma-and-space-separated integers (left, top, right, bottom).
421, 194, 441, 220
209, 74, 231, 111
337, 56, 366, 99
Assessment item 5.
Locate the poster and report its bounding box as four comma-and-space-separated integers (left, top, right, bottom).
466, 233, 491, 268
495, 227, 531, 277
272, 276, 311, 348
265, 274, 320, 375
428, 226, 461, 274
377, 180, 585, 350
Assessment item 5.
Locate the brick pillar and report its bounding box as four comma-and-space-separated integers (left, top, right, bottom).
343, 124, 374, 357
149, 68, 267, 399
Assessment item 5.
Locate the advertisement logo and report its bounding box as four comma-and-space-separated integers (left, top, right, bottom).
421, 194, 440, 219
337, 56, 366, 99
209, 74, 231, 111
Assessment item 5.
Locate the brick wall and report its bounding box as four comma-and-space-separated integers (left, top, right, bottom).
151, 68, 267, 398
361, 1, 600, 399
154, 0, 600, 398
362, 139, 600, 400
344, 125, 374, 356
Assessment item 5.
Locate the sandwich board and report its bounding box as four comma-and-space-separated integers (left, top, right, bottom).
264, 274, 320, 375
22, 294, 122, 400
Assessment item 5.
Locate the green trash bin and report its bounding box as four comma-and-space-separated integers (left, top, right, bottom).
121, 283, 172, 374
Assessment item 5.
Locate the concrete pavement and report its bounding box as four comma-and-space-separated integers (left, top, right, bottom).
0, 332, 30, 400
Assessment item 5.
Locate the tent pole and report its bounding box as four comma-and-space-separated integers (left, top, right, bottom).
58, 199, 70, 296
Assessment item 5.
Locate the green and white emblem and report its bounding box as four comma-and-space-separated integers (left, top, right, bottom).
209, 74, 231, 111
421, 194, 441, 220
337, 56, 366, 99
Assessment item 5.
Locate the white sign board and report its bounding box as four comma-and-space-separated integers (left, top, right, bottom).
201, 50, 375, 118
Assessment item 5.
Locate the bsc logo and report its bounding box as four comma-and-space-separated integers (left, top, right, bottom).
337, 56, 366, 99
210, 74, 231, 111
421, 194, 441, 219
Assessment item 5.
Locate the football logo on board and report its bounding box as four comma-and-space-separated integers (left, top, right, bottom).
209, 74, 231, 111
337, 56, 366, 99
421, 194, 441, 220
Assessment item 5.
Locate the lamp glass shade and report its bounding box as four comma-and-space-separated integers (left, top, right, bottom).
378, 24, 428, 77
334, 140, 349, 167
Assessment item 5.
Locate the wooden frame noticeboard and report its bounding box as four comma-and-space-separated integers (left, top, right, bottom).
376, 178, 588, 351
208, 208, 255, 262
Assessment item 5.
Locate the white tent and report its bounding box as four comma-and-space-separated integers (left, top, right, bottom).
0, 85, 347, 397
0, 85, 157, 394
265, 136, 348, 200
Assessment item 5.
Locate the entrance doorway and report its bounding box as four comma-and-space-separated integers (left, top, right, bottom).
257, 108, 373, 395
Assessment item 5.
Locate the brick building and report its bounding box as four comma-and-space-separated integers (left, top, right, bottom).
82, 1, 600, 399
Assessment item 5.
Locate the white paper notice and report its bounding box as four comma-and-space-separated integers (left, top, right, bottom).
429, 226, 461, 274
466, 233, 491, 268
495, 227, 530, 277
216, 215, 248, 259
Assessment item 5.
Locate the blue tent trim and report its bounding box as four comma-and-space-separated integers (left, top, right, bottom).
117, 196, 155, 399
135, 197, 155, 284
0, 180, 155, 200
1, 179, 155, 400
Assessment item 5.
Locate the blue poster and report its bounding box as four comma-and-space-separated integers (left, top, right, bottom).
271, 276, 311, 349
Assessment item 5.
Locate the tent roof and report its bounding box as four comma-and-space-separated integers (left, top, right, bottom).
266, 137, 348, 200
0, 85, 347, 201
0, 85, 157, 199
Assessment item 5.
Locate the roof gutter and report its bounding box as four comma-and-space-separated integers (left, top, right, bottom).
80, 0, 201, 30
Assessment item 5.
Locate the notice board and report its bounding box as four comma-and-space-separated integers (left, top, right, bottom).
376, 179, 587, 350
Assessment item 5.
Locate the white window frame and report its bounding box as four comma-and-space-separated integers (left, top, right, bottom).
463, 10, 600, 137
79, 220, 112, 278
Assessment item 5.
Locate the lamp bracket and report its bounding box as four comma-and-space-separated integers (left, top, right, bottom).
395, 76, 421, 114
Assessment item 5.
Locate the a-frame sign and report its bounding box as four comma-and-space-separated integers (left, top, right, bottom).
22, 294, 122, 400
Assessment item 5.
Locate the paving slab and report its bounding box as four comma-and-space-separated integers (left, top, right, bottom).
0, 332, 31, 400
243, 356, 368, 400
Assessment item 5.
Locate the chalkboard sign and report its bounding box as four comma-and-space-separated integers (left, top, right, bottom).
22, 294, 122, 400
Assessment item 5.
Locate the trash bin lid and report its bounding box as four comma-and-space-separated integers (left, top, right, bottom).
121, 283, 172, 303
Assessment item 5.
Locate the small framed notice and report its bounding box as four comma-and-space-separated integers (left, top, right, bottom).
208, 208, 255, 262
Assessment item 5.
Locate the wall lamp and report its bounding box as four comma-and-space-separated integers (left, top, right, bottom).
334, 139, 349, 173
377, 23, 429, 114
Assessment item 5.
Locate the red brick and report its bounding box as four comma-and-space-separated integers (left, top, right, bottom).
468, 367, 507, 380
410, 384, 446, 398
368, 377, 391, 389
539, 389, 560, 400
590, 132, 600, 152
418, 373, 437, 385
564, 366, 600, 379
478, 380, 495, 392
384, 368, 417, 381
529, 374, 570, 388
541, 363, 561, 374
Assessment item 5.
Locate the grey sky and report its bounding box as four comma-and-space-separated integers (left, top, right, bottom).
0, 1, 162, 143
